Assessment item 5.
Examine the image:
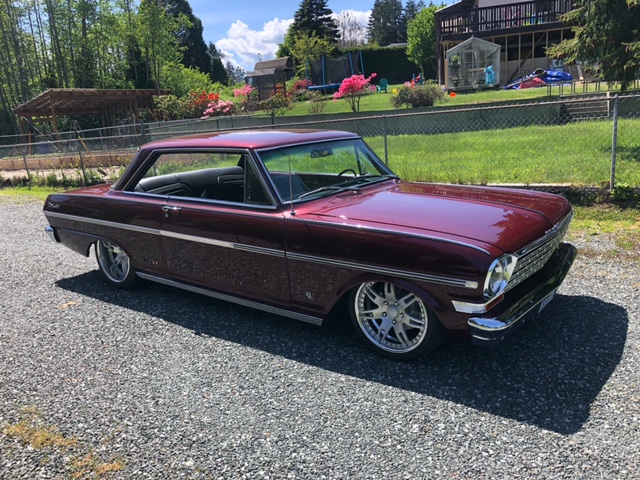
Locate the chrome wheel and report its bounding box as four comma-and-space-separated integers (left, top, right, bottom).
96, 240, 136, 288
352, 281, 438, 359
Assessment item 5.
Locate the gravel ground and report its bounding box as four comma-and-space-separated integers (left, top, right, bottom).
1, 197, 638, 479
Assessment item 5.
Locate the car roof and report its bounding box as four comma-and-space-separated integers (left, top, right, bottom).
141, 129, 360, 151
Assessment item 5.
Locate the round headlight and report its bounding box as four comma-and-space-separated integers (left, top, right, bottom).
484, 255, 517, 299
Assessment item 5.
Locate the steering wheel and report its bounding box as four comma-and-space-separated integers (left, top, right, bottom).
338, 168, 357, 177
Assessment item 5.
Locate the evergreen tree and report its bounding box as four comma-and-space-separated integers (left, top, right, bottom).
159, 0, 211, 74
549, 0, 640, 91
367, 0, 404, 46
398, 0, 426, 43
208, 42, 228, 84
291, 0, 339, 44
225, 61, 245, 84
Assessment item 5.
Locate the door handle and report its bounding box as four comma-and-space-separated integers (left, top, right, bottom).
162, 205, 182, 218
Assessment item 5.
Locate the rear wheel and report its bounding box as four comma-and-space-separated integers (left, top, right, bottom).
95, 240, 137, 289
350, 281, 442, 360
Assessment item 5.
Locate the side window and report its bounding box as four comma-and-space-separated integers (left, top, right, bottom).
132, 152, 272, 206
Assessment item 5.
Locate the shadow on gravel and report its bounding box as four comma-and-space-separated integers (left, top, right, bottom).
58, 272, 627, 435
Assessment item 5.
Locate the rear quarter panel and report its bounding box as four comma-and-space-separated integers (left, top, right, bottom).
44, 187, 166, 275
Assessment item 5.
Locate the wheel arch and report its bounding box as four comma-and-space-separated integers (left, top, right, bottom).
55, 228, 112, 257
327, 273, 446, 326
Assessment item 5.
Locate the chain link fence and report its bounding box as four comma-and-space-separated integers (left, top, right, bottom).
1, 93, 639, 191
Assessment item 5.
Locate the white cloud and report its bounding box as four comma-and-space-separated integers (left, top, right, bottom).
217, 18, 293, 72
216, 10, 371, 73
333, 9, 371, 26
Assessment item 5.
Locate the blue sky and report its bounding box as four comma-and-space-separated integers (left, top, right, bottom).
188, 0, 375, 71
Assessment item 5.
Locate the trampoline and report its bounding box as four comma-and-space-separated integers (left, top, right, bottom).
306, 52, 365, 93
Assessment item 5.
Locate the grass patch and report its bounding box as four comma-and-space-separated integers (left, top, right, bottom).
2, 406, 127, 477
2, 406, 77, 450
70, 452, 126, 478
0, 186, 62, 202
571, 204, 640, 234
365, 118, 640, 186
568, 204, 640, 259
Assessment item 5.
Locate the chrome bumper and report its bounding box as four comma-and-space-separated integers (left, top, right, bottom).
468, 242, 577, 347
45, 226, 59, 243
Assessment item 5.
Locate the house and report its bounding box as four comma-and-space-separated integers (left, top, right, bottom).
436, 0, 574, 88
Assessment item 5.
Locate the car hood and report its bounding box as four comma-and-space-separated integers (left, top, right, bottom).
300, 182, 571, 253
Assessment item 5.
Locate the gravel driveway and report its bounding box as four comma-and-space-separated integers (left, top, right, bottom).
1, 197, 638, 479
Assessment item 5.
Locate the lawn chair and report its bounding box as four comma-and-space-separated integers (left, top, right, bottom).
376, 78, 389, 93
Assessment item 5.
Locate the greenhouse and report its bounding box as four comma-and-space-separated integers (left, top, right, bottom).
446, 37, 501, 91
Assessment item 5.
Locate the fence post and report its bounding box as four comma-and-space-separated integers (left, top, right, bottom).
78, 150, 87, 187
610, 95, 619, 192
382, 115, 389, 165
140, 120, 147, 144
21, 150, 31, 190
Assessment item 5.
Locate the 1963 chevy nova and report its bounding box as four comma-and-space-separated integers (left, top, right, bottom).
44, 129, 576, 360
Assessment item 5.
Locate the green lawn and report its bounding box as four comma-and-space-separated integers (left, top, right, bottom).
362, 118, 640, 186
284, 84, 553, 116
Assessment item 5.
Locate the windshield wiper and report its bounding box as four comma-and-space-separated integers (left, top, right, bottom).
342, 174, 399, 186
357, 174, 398, 180
298, 185, 360, 199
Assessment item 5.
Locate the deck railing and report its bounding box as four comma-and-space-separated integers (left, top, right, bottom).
438, 0, 573, 37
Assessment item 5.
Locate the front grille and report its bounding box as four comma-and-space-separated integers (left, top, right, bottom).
506, 212, 572, 292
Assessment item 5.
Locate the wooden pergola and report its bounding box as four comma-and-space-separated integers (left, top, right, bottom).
13, 88, 169, 133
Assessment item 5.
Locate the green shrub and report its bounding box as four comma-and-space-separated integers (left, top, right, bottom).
307, 91, 327, 114
391, 82, 445, 109
258, 93, 293, 116
612, 185, 637, 201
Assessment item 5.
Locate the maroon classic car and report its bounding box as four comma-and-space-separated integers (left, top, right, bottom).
44, 129, 576, 360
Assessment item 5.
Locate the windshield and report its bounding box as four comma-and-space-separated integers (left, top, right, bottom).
257, 138, 397, 202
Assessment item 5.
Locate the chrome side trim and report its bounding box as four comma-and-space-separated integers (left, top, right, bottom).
161, 230, 232, 248
44, 211, 161, 236
287, 218, 491, 255
159, 231, 286, 257
287, 252, 478, 289
44, 212, 286, 258
45, 211, 475, 288
233, 243, 286, 258
136, 272, 323, 326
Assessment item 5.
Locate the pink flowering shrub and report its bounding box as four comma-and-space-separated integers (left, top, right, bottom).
332, 73, 377, 112
233, 84, 257, 112
201, 100, 236, 119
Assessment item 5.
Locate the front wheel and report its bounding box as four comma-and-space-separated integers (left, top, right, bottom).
95, 240, 137, 289
349, 281, 442, 360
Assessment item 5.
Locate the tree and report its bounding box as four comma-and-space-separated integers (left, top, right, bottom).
548, 0, 640, 91
335, 10, 368, 49
367, 0, 404, 46
225, 61, 245, 84
406, 3, 439, 78
138, 0, 185, 89
291, 0, 339, 44
160, 0, 210, 74
207, 42, 228, 84
289, 32, 336, 75
276, 25, 295, 58
398, 0, 425, 43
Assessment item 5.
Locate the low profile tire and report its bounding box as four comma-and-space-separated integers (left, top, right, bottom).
349, 281, 442, 360
95, 240, 137, 289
